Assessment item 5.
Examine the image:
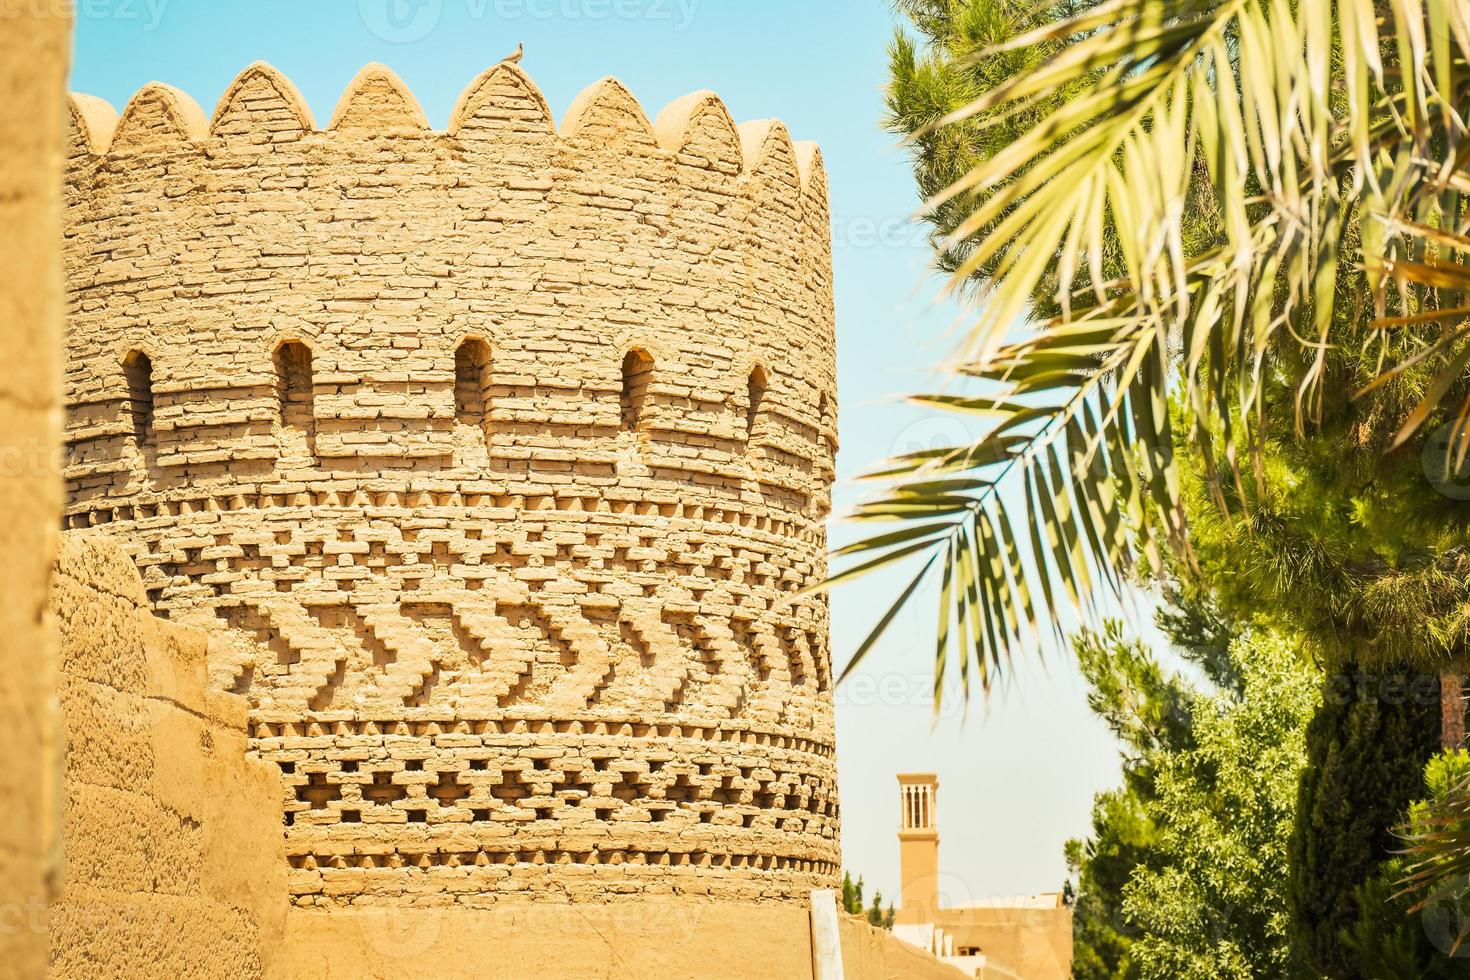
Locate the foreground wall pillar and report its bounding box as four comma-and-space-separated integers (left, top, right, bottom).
48, 535, 287, 978
0, 5, 72, 976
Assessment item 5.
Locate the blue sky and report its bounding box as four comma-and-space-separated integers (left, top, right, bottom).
71, 0, 1125, 904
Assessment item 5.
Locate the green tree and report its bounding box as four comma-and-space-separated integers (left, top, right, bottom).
860, 0, 1470, 957
1065, 598, 1229, 979
1346, 751, 1470, 978
840, 871, 895, 930
845, 0, 1470, 738
1288, 668, 1442, 977
858, 0, 1470, 928
1065, 622, 1190, 979
1119, 631, 1319, 979
1074, 621, 1197, 755
867, 890, 897, 931
1066, 617, 1316, 979
841, 870, 864, 917
886, 0, 1103, 290
1067, 787, 1152, 980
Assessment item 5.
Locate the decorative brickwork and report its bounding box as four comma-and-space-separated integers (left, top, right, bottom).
62, 61, 838, 908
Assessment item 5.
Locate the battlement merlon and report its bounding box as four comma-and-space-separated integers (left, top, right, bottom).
65, 61, 831, 230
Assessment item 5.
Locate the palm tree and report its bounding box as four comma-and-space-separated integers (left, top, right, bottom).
837, 0, 1470, 910
831, 1, 1470, 733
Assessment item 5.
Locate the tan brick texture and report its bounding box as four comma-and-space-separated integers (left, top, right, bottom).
62, 61, 840, 910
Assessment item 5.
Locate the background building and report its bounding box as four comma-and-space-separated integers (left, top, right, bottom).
893, 773, 1073, 980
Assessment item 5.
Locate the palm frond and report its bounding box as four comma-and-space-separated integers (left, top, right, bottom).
829, 0, 1470, 699
1397, 770, 1470, 952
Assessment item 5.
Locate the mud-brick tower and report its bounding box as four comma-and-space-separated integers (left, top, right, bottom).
61, 62, 838, 909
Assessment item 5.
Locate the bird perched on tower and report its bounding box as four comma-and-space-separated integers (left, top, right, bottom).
502, 42, 523, 64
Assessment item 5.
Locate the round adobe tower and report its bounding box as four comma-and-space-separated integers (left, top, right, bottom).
61, 62, 838, 908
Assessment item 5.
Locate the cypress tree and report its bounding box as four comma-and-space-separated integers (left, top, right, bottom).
1288, 666, 1441, 978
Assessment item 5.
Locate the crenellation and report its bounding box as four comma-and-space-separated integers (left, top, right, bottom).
211, 63, 315, 145
107, 82, 207, 152
64, 61, 838, 909
66, 91, 119, 159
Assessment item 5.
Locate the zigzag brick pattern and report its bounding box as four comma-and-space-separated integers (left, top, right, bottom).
61, 62, 840, 908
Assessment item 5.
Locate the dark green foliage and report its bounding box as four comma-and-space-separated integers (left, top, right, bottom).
885, 0, 1097, 294
841, 870, 862, 916
1066, 788, 1151, 980
1343, 751, 1470, 979
1064, 622, 1194, 980
1176, 403, 1470, 677
868, 891, 896, 931
840, 871, 895, 931
1288, 668, 1442, 978
1340, 872, 1470, 980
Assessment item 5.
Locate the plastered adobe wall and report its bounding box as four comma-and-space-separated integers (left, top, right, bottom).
0, 5, 71, 977
49, 533, 286, 978
281, 903, 969, 980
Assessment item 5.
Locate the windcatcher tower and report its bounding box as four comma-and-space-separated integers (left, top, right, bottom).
61, 62, 838, 910
896, 773, 940, 924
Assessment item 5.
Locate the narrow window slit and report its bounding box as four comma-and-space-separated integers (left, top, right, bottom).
454, 338, 492, 433
621, 349, 654, 432
122, 350, 153, 447
273, 341, 315, 436
745, 365, 768, 450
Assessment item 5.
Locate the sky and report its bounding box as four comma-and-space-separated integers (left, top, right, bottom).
70, 0, 1128, 905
